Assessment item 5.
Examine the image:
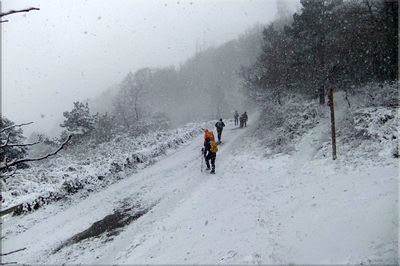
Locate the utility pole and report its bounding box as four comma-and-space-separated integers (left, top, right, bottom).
327, 87, 337, 160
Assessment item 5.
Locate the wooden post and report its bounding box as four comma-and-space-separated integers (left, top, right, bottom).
327, 88, 337, 160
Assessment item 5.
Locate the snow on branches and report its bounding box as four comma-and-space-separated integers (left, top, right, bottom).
0, 120, 72, 180
0, 7, 40, 23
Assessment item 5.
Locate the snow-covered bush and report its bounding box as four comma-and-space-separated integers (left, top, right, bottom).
253, 92, 322, 156
328, 83, 399, 162
347, 81, 399, 109
303, 83, 399, 163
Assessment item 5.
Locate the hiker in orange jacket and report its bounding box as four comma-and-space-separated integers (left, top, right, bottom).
203, 137, 217, 174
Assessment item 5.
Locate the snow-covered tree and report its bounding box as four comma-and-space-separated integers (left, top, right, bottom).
241, 0, 398, 104
0, 119, 71, 181
0, 118, 30, 169
60, 101, 95, 136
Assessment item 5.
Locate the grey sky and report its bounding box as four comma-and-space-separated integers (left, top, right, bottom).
1, 0, 297, 137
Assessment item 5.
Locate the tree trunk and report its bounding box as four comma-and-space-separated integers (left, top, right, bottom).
319, 86, 325, 105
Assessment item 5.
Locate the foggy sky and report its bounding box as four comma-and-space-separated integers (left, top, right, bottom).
1, 0, 298, 137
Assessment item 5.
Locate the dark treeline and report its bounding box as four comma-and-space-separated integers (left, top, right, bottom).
241, 0, 398, 104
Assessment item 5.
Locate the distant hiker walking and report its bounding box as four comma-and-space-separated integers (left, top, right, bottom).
234, 111, 239, 126
240, 112, 248, 127
215, 118, 225, 143
203, 136, 218, 174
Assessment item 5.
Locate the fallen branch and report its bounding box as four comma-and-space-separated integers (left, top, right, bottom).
0, 262, 18, 265
0, 247, 26, 256
0, 135, 72, 171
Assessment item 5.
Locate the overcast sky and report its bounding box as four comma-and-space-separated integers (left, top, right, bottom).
1, 0, 298, 137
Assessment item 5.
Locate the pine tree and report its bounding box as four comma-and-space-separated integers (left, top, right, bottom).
60, 101, 95, 136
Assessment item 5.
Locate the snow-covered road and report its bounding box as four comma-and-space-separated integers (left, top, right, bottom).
2, 116, 398, 264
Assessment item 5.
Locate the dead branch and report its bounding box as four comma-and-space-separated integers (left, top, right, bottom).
0, 135, 72, 171
0, 262, 18, 265
0, 7, 40, 20
0, 122, 33, 134
0, 20, 9, 23
3, 140, 41, 148
0, 247, 26, 256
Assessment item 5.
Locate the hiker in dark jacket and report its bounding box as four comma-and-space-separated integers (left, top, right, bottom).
239, 114, 244, 128
242, 112, 248, 127
215, 118, 225, 143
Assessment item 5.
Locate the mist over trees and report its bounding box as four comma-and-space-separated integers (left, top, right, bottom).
90, 25, 264, 128
241, 0, 398, 104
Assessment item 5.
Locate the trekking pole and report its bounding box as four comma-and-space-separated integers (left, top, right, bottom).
201, 148, 204, 172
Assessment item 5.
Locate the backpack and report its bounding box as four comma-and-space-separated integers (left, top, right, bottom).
204, 131, 215, 142
210, 140, 218, 153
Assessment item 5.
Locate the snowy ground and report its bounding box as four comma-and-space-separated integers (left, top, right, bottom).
1, 121, 215, 211
1, 114, 398, 264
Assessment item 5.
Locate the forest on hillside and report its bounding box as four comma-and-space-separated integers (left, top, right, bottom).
241, 0, 397, 103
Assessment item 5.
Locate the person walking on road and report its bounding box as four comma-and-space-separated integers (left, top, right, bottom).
215, 118, 225, 144
203, 137, 217, 174
242, 112, 248, 127
234, 111, 239, 126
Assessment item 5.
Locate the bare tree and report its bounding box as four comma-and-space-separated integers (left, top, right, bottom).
113, 69, 151, 129
0, 122, 72, 181
131, 69, 151, 121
